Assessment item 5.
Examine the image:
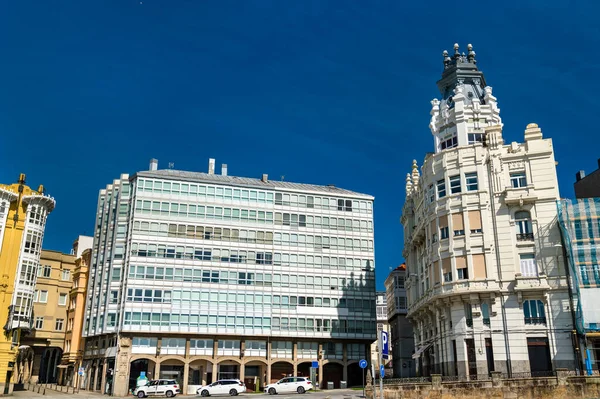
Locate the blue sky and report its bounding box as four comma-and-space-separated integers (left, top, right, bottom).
1, 1, 599, 290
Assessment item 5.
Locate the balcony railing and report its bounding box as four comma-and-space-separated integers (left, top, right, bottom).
524, 317, 546, 325
517, 233, 534, 241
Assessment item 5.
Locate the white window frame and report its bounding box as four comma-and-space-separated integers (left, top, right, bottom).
449, 175, 461, 194
519, 253, 538, 277
437, 180, 446, 199
61, 270, 70, 281
58, 293, 67, 306
510, 171, 527, 188
37, 290, 48, 303
465, 172, 478, 191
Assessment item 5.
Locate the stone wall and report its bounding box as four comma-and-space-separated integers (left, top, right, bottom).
368, 371, 600, 399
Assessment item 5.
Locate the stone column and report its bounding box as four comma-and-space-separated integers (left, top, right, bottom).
342, 363, 348, 383
100, 360, 108, 394
213, 339, 219, 381
212, 362, 218, 381
431, 374, 442, 389
556, 368, 569, 386
293, 342, 298, 363
92, 363, 99, 392
293, 362, 297, 377
154, 361, 161, 380
182, 362, 189, 395
318, 343, 323, 389
490, 371, 502, 387
239, 361, 245, 383
113, 336, 133, 397
318, 362, 323, 389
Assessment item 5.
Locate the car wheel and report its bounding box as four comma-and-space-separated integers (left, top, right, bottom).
201, 389, 210, 397
166, 390, 174, 398
268, 388, 276, 395
297, 387, 305, 394
137, 392, 146, 398
229, 389, 238, 396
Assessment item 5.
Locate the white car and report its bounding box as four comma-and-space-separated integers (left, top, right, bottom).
197, 379, 246, 396
265, 377, 313, 394
134, 379, 180, 398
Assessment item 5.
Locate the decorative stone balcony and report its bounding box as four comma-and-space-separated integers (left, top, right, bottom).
516, 232, 534, 242
407, 278, 501, 316
514, 273, 549, 291
504, 186, 538, 206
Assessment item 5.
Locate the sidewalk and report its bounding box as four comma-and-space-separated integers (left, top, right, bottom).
13, 387, 105, 398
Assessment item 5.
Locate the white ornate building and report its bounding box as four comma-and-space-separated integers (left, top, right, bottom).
82, 159, 376, 396
402, 44, 576, 378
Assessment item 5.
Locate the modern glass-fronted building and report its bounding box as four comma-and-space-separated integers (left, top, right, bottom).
82, 159, 375, 396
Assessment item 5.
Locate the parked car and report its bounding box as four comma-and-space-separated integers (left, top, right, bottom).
265, 377, 313, 394
133, 379, 180, 398
197, 379, 246, 396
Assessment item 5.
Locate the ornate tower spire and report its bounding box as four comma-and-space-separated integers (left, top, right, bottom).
405, 173, 413, 197
429, 43, 502, 153
411, 160, 420, 188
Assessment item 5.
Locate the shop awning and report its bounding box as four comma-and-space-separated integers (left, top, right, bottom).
412, 343, 433, 359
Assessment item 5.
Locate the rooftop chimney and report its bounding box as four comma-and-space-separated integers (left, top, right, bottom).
149, 158, 158, 171
221, 164, 228, 176
262, 174, 268, 183
576, 170, 586, 182
208, 158, 215, 175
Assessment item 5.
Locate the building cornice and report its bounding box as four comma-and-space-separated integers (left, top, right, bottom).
22, 194, 56, 213
0, 187, 18, 203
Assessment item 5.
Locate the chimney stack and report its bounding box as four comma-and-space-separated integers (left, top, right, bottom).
261, 174, 268, 183
576, 170, 586, 182
221, 164, 228, 176
149, 158, 158, 171
208, 158, 215, 175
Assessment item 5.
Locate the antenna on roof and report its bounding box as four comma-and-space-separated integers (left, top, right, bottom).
168, 163, 175, 169
281, 175, 285, 181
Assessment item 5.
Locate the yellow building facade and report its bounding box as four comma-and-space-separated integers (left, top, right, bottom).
0, 174, 55, 394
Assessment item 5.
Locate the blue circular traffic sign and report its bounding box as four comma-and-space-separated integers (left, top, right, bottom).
359, 359, 367, 369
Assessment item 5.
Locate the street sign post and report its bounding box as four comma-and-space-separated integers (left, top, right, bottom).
378, 331, 388, 399
359, 359, 367, 398
78, 367, 84, 376
310, 361, 318, 390
381, 331, 389, 360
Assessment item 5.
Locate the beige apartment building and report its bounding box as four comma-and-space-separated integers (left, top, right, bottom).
59, 236, 93, 388
402, 44, 575, 378
21, 249, 76, 384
